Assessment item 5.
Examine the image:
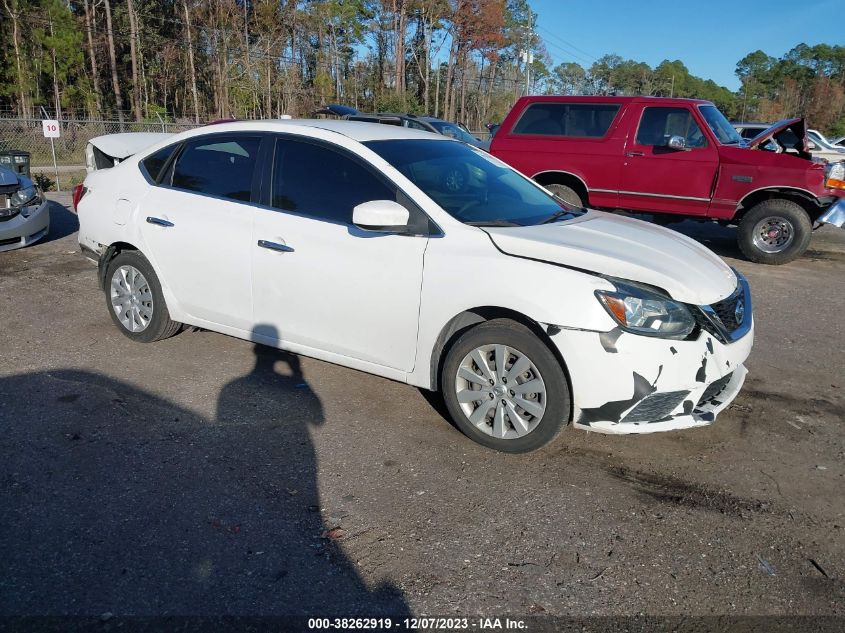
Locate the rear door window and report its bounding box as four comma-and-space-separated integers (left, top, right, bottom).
170, 135, 262, 202
512, 103, 620, 137
141, 144, 177, 182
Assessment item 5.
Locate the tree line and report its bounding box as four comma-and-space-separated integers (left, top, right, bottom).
1, 1, 843, 136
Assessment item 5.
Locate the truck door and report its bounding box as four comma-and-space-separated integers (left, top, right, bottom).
618, 105, 718, 216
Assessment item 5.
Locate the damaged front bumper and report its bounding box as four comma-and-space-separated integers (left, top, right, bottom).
549, 309, 754, 435
817, 198, 845, 229
0, 199, 50, 252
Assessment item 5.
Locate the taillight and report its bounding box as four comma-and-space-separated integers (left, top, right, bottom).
72, 184, 88, 213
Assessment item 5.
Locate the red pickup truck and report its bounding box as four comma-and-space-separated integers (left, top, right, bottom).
490, 96, 845, 264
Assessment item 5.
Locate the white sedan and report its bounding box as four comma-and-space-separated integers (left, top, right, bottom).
75, 120, 753, 452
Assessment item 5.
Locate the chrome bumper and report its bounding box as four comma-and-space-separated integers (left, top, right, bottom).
818, 198, 845, 228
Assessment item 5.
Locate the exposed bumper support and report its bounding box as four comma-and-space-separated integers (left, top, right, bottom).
818, 198, 845, 228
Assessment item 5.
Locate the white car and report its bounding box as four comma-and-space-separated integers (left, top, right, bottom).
807, 129, 845, 162
75, 120, 754, 452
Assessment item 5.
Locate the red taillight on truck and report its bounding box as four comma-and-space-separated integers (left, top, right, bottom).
72, 184, 87, 213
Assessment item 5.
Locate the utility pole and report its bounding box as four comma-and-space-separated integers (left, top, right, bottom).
522, 12, 534, 95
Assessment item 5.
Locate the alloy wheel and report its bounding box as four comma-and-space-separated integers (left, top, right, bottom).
110, 265, 154, 333
454, 344, 547, 440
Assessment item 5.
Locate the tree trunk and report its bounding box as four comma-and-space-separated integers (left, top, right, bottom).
2, 0, 29, 117
127, 0, 142, 121
393, 0, 406, 94
103, 0, 126, 126
82, 0, 103, 117
183, 0, 200, 123
49, 15, 62, 120
444, 35, 457, 120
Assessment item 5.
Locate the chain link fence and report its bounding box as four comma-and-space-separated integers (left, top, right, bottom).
0, 116, 202, 172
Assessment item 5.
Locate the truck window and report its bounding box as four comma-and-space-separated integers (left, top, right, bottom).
636, 107, 707, 148
512, 103, 620, 137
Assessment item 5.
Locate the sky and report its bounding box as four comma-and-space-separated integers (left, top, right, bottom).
532, 0, 843, 91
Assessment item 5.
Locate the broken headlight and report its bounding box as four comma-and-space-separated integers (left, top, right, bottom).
10, 184, 43, 218
596, 279, 695, 339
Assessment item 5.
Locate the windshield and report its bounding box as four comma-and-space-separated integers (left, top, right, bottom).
699, 105, 743, 145
427, 121, 478, 144
364, 139, 582, 226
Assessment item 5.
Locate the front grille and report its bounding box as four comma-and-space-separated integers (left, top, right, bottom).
694, 280, 748, 342
711, 292, 743, 333
693, 310, 721, 340
622, 390, 690, 423
697, 372, 734, 407
0, 236, 22, 247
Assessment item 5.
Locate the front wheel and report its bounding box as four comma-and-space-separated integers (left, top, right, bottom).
441, 319, 570, 453
737, 199, 812, 265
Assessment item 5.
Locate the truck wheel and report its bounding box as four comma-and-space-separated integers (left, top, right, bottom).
545, 183, 584, 208
737, 199, 812, 265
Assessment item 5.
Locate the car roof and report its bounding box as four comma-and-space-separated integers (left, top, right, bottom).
517, 95, 712, 106
184, 118, 446, 142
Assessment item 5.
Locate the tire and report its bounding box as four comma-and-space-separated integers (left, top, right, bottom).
104, 250, 181, 343
544, 183, 584, 208
737, 199, 812, 265
440, 319, 570, 453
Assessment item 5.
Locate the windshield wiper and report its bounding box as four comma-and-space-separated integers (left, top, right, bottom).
465, 220, 522, 227
540, 209, 576, 224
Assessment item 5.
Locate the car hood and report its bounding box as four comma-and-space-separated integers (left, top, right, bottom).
747, 118, 806, 149
88, 132, 173, 160
0, 165, 20, 188
483, 211, 737, 305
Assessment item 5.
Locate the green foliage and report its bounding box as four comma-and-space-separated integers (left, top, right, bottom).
33, 172, 54, 191
374, 92, 422, 115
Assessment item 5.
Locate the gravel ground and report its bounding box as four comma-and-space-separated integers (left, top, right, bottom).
0, 195, 843, 623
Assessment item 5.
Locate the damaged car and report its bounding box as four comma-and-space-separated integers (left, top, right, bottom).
86, 132, 173, 172
76, 120, 753, 452
0, 165, 48, 252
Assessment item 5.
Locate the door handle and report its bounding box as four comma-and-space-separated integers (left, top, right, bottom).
146, 216, 174, 227
625, 151, 644, 157
257, 239, 294, 253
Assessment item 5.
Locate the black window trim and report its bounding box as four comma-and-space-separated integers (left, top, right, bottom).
509, 101, 622, 139
257, 132, 441, 237
139, 141, 182, 185
139, 132, 268, 206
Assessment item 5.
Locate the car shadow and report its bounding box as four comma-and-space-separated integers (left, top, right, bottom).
641, 217, 745, 261
0, 324, 410, 617
41, 198, 80, 244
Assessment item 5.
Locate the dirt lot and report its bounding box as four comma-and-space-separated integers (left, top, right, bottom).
1, 195, 843, 623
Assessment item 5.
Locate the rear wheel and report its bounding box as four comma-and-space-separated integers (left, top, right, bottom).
105, 250, 181, 343
544, 183, 584, 208
441, 319, 570, 453
737, 199, 812, 265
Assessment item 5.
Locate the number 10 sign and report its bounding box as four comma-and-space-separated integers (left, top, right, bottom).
42, 120, 61, 138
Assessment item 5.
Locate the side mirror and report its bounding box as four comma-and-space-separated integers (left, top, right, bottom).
806, 141, 817, 151
352, 199, 410, 233
667, 135, 687, 151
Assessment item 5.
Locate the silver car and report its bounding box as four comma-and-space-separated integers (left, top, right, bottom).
0, 166, 49, 252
